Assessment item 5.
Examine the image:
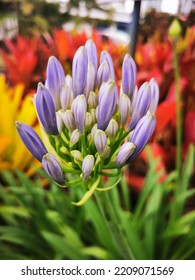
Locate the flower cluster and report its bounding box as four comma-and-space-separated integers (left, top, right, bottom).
16, 40, 159, 205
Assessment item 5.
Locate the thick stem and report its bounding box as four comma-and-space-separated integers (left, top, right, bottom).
94, 189, 135, 260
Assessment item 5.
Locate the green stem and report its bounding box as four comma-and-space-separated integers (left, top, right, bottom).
94, 187, 135, 260
173, 41, 182, 176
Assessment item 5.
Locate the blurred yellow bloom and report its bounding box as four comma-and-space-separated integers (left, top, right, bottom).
0, 75, 39, 171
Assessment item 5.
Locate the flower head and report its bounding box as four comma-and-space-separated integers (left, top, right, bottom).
16, 41, 159, 205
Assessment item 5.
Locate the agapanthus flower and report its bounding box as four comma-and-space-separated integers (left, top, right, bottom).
16, 40, 159, 205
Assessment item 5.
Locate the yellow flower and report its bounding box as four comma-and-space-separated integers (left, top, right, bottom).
0, 75, 39, 171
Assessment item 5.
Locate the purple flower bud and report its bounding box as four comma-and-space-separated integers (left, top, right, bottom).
73, 94, 87, 133
97, 80, 118, 130
84, 63, 96, 99
65, 75, 72, 89
119, 93, 131, 126
61, 110, 76, 132
116, 142, 136, 168
105, 119, 118, 139
128, 112, 156, 162
94, 129, 107, 155
97, 61, 110, 88
56, 112, 63, 133
42, 153, 65, 185
82, 154, 95, 181
149, 78, 159, 114
85, 39, 98, 71
16, 122, 47, 162
35, 83, 59, 135
60, 84, 73, 111
72, 46, 88, 98
122, 54, 136, 99
128, 82, 151, 131
45, 56, 65, 110
100, 50, 115, 81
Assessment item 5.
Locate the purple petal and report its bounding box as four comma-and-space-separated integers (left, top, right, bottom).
42, 153, 65, 185
122, 54, 136, 99
16, 122, 47, 162
35, 83, 59, 135
72, 46, 88, 98
45, 56, 65, 110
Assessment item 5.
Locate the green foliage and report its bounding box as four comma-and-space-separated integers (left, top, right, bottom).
0, 145, 194, 260
0, 170, 118, 260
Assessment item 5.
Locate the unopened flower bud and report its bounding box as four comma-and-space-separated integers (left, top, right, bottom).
35, 83, 59, 135
97, 80, 118, 130
128, 82, 151, 131
94, 129, 107, 155
45, 56, 65, 110
148, 78, 159, 114
116, 142, 136, 168
122, 54, 136, 99
60, 84, 73, 111
61, 110, 76, 132
128, 112, 156, 162
73, 94, 87, 133
82, 154, 95, 180
72, 46, 88, 97
70, 129, 80, 147
56, 112, 63, 133
85, 39, 98, 71
105, 119, 118, 139
16, 122, 47, 162
42, 153, 65, 185
119, 93, 131, 126
100, 50, 115, 81
169, 19, 182, 40
71, 150, 83, 162
88, 91, 98, 109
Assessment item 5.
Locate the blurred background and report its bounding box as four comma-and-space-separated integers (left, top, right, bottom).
0, 0, 195, 260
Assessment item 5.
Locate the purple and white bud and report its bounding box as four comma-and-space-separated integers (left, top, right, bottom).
72, 46, 88, 98
70, 129, 80, 147
73, 94, 87, 133
56, 112, 63, 133
61, 110, 76, 132
82, 154, 95, 181
16, 122, 47, 162
42, 153, 65, 185
105, 119, 118, 140
84, 63, 96, 99
65, 75, 72, 89
85, 39, 98, 71
91, 124, 98, 139
94, 129, 107, 155
128, 112, 156, 162
97, 61, 110, 88
119, 93, 131, 126
128, 82, 151, 131
45, 56, 65, 110
116, 142, 136, 168
149, 78, 159, 114
97, 80, 118, 131
88, 91, 98, 109
100, 50, 115, 81
60, 84, 73, 111
35, 83, 59, 135
122, 54, 136, 99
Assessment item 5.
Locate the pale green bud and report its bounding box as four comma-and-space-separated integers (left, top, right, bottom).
70, 129, 80, 147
